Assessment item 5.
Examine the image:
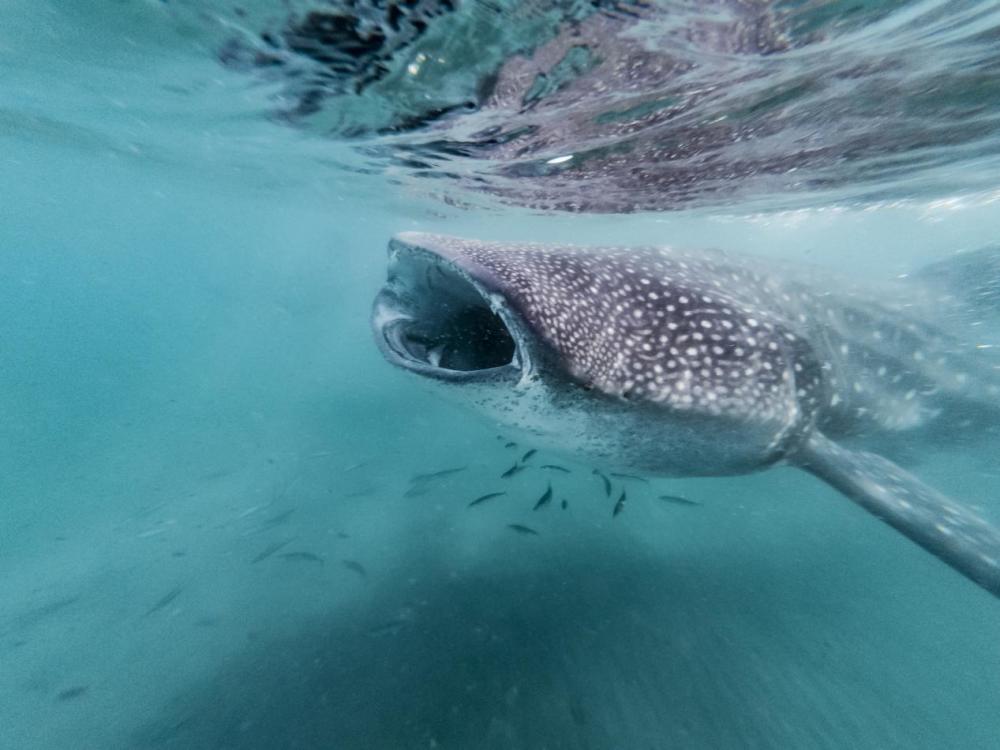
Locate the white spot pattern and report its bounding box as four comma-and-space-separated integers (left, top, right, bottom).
440, 238, 827, 426
406, 234, 1000, 441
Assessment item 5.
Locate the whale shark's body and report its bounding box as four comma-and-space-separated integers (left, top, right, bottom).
372, 233, 1000, 597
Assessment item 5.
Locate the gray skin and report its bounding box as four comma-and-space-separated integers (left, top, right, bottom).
372, 232, 1000, 597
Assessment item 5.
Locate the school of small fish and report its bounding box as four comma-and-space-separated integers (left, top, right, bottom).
21, 439, 701, 702
450, 436, 701, 530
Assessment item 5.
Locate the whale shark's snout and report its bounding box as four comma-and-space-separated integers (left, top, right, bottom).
372, 233, 528, 383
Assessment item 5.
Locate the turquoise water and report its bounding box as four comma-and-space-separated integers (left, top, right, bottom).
2, 2, 1000, 748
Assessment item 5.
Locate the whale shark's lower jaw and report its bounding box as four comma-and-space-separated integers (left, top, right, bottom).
372, 237, 527, 384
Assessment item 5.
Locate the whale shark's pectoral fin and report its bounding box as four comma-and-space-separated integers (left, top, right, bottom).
793, 432, 1000, 598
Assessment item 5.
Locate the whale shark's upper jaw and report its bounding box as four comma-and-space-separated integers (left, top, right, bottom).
372, 233, 529, 383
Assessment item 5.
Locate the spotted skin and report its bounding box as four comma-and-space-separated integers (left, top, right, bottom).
410, 234, 997, 439
458, 241, 822, 420
374, 233, 1000, 597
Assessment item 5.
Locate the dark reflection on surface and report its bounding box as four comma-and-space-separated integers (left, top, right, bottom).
202, 0, 1000, 212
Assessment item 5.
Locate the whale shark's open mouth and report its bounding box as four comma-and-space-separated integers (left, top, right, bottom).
372, 235, 523, 382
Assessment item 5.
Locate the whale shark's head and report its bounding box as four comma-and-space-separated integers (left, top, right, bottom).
372, 232, 818, 474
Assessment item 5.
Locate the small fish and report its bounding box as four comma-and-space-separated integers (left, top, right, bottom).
501, 463, 526, 479
610, 473, 649, 483
468, 491, 506, 508
561, 499, 568, 510
342, 559, 367, 577
592, 470, 612, 496
200, 468, 234, 482
504, 441, 518, 448
507, 524, 540, 536
521, 449, 538, 463
658, 494, 700, 506
344, 487, 375, 499
128, 501, 169, 522
336, 531, 351, 539
612, 491, 627, 517
56, 686, 88, 702
540, 464, 571, 473
533, 484, 553, 510
279, 552, 325, 565
12, 595, 80, 629
368, 619, 408, 637
403, 485, 431, 498
410, 466, 467, 483
261, 508, 295, 527
251, 539, 293, 563
145, 586, 183, 616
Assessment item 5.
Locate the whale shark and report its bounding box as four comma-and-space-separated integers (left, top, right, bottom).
372, 233, 1000, 597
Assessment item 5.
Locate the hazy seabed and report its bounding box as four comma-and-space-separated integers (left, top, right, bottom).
2, 2, 1000, 749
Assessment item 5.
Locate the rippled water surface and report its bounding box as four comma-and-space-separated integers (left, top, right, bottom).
180, 0, 1000, 212
2, 2, 1000, 749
